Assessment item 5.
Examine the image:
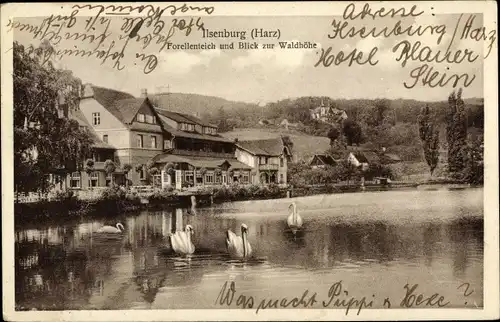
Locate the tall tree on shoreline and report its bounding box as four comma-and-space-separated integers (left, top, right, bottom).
446, 89, 468, 173
14, 41, 94, 194
342, 119, 364, 146
418, 105, 440, 175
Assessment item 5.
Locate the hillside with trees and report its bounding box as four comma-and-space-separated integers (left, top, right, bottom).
210, 95, 483, 164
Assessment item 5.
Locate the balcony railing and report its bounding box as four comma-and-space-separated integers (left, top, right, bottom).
258, 164, 279, 170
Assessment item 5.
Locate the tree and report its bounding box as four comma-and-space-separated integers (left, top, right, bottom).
447, 89, 468, 173
327, 126, 340, 145
460, 136, 483, 184
85, 159, 95, 190
148, 167, 159, 186
418, 105, 440, 175
14, 41, 94, 193
163, 163, 175, 185
122, 163, 132, 188
342, 119, 364, 146
216, 107, 232, 132
104, 160, 116, 186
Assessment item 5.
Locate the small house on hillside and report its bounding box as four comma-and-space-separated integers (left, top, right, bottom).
347, 151, 380, 170
310, 100, 348, 123
309, 154, 336, 169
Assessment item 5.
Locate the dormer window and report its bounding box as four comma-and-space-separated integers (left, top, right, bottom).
180, 123, 195, 132
203, 127, 216, 135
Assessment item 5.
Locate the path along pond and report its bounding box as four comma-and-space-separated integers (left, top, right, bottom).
15, 188, 484, 310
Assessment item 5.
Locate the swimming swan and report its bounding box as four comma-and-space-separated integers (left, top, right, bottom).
96, 223, 125, 234
170, 225, 195, 255
226, 223, 252, 258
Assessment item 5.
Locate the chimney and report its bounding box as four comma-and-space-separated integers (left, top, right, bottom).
140, 88, 148, 98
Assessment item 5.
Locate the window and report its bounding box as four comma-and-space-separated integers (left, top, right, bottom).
105, 174, 112, 186
89, 172, 99, 187
152, 116, 156, 124
180, 123, 195, 132
204, 127, 216, 134
242, 172, 249, 183
92, 112, 100, 125
162, 170, 170, 184
205, 127, 216, 134
185, 171, 194, 186
164, 140, 172, 150
280, 157, 284, 167
139, 167, 146, 180
196, 171, 203, 184
70, 172, 81, 188
259, 156, 267, 165
150, 136, 157, 148
103, 135, 108, 143
205, 171, 214, 184
280, 173, 284, 183
215, 173, 222, 184
137, 113, 145, 122
137, 134, 143, 148
146, 115, 155, 124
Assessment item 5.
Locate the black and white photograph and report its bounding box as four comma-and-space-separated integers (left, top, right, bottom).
1, 1, 498, 321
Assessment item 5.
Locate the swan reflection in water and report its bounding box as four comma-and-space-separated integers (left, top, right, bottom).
287, 202, 303, 234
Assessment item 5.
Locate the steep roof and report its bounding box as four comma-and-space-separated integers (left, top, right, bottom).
69, 109, 115, 150
180, 113, 217, 128
154, 107, 218, 128
112, 98, 148, 124
158, 116, 232, 143
86, 85, 154, 126
310, 154, 336, 166
155, 108, 196, 124
236, 138, 285, 156
380, 153, 402, 164
352, 151, 380, 164
89, 86, 135, 123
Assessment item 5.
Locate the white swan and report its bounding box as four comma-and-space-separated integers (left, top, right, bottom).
226, 223, 252, 258
96, 223, 124, 234
287, 202, 303, 232
170, 224, 195, 255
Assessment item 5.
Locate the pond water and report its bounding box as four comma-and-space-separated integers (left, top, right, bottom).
15, 188, 484, 311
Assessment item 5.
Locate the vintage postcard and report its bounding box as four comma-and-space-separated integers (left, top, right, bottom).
1, 1, 499, 321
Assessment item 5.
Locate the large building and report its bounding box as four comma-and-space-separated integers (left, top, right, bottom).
77, 85, 263, 189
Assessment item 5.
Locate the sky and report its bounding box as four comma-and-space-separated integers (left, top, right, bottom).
12, 13, 486, 104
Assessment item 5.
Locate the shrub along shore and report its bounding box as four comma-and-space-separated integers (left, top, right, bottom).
14, 179, 476, 224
